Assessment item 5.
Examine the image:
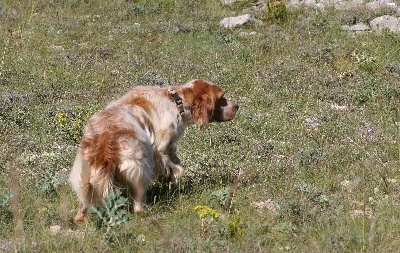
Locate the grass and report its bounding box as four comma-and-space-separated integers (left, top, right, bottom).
1, 0, 400, 251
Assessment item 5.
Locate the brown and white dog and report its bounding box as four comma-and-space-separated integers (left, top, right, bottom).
69, 79, 238, 223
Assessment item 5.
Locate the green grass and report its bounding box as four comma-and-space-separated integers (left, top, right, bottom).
1, 0, 400, 251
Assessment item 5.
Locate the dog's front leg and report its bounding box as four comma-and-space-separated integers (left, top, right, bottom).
166, 144, 184, 182
74, 204, 89, 224
129, 180, 148, 212
167, 160, 183, 183
168, 153, 184, 183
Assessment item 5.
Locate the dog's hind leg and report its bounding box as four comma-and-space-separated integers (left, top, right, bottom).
119, 158, 152, 213
69, 149, 94, 223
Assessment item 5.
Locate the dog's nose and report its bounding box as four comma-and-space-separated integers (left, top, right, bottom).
235, 104, 239, 110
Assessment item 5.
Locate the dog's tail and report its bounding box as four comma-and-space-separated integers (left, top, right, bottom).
69, 149, 94, 207
69, 148, 114, 208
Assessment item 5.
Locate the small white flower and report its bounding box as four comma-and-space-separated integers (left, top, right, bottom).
136, 234, 146, 243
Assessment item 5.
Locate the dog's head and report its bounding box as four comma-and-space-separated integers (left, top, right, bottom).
184, 80, 239, 129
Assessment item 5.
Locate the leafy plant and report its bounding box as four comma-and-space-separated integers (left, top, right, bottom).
128, 3, 160, 16
298, 146, 323, 167
0, 190, 12, 225
227, 217, 242, 238
0, 190, 11, 207
231, 0, 260, 10
92, 189, 130, 231
263, 0, 288, 23
55, 106, 99, 144
194, 205, 222, 220
274, 220, 298, 234
194, 205, 222, 237
299, 183, 331, 207
35, 169, 65, 196
218, 216, 243, 240
211, 187, 230, 207
24, 152, 67, 196
351, 49, 379, 74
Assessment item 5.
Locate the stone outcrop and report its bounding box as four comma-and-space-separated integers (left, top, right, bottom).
218, 0, 400, 34
341, 23, 370, 34
288, 0, 398, 11
220, 0, 238, 4
219, 14, 262, 28
370, 15, 400, 33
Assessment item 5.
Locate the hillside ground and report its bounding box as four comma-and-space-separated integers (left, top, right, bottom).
1, 0, 400, 252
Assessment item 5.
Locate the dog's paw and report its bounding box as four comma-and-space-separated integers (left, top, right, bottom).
133, 202, 147, 213
74, 207, 90, 225
167, 161, 184, 183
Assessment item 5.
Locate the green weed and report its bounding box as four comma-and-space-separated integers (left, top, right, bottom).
263, 0, 288, 23
55, 106, 100, 144
92, 189, 130, 231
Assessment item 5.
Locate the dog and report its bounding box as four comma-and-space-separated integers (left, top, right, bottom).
69, 79, 239, 223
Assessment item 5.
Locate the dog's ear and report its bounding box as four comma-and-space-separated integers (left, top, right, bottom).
193, 93, 214, 130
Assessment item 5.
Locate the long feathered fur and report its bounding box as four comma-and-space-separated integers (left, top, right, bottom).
69, 79, 238, 223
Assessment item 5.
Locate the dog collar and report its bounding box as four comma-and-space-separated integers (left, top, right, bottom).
168, 89, 184, 114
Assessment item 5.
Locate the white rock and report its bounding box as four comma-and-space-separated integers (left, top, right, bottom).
367, 0, 397, 10
221, 0, 238, 4
253, 199, 276, 214
238, 31, 260, 36
50, 45, 64, 51
220, 14, 261, 28
330, 103, 349, 111
49, 225, 61, 235
341, 23, 370, 34
370, 15, 400, 33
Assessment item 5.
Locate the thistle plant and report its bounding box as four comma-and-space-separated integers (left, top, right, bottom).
0, 190, 11, 207
211, 187, 230, 207
92, 189, 130, 231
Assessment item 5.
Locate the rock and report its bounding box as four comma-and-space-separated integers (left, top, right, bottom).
253, 199, 276, 215
335, 0, 365, 10
243, 1, 267, 12
0, 241, 13, 251
49, 225, 61, 235
287, 0, 326, 9
50, 45, 64, 51
220, 14, 261, 28
366, 0, 397, 10
370, 15, 400, 33
238, 31, 260, 36
304, 117, 320, 131
350, 209, 373, 218
340, 180, 352, 190
221, 0, 239, 4
288, 0, 392, 10
341, 23, 370, 34
330, 103, 350, 111
136, 234, 146, 245
111, 69, 120, 76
